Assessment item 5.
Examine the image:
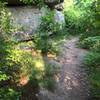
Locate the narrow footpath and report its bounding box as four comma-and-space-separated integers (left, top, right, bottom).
39, 37, 90, 100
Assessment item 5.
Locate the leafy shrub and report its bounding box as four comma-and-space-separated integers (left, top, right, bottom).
33, 8, 61, 55
64, 0, 98, 34
0, 88, 20, 100
0, 1, 13, 82
80, 36, 100, 52
89, 71, 100, 99
30, 8, 62, 91
84, 52, 100, 70
79, 32, 99, 41
0, 1, 12, 34
0, 2, 20, 99
0, 43, 60, 98
39, 10, 61, 33
93, 0, 100, 29
0, 2, 64, 99
0, 9, 11, 34
84, 52, 100, 99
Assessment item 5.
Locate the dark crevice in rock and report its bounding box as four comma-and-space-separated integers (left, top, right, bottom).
7, 0, 64, 8
45, 0, 64, 8
7, 0, 23, 6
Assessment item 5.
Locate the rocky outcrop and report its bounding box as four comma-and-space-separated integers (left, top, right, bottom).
54, 10, 65, 27
10, 6, 42, 32
55, 3, 64, 11
8, 0, 65, 41
45, 0, 64, 5
7, 0, 64, 7
9, 6, 65, 41
9, 6, 42, 41
45, 0, 64, 8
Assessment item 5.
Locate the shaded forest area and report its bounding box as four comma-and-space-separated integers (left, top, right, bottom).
0, 0, 100, 100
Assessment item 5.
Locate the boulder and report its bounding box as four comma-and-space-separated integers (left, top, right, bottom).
54, 10, 65, 29
9, 6, 42, 41
44, 0, 64, 7
55, 3, 64, 11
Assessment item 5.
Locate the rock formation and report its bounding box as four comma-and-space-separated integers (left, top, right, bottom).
45, 0, 64, 8
8, 0, 65, 41
7, 0, 64, 7
7, 0, 23, 5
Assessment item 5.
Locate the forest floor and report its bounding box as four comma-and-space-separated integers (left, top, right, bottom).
38, 37, 90, 100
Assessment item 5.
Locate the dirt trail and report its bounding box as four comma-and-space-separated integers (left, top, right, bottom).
38, 37, 90, 100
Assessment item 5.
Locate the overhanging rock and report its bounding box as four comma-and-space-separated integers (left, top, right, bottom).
45, 0, 64, 5
7, 0, 23, 5
7, 0, 64, 7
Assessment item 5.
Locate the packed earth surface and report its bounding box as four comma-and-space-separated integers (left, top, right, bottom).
38, 37, 90, 100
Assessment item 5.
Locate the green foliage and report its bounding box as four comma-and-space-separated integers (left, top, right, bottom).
0, 88, 20, 100
29, 7, 63, 91
80, 36, 100, 52
0, 4, 61, 99
33, 8, 61, 55
0, 9, 11, 34
84, 52, 100, 99
64, 0, 99, 34
84, 52, 100, 70
77, 1, 100, 98
42, 77, 56, 91
0, 2, 20, 99
0, 45, 59, 99
34, 32, 51, 54
93, 0, 100, 29
41, 62, 59, 90
79, 32, 99, 41
39, 9, 61, 33
0, 1, 12, 34
20, 0, 44, 7
0, 71, 9, 81
0, 1, 12, 81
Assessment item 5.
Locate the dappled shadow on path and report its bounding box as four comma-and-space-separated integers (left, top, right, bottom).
18, 49, 60, 100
